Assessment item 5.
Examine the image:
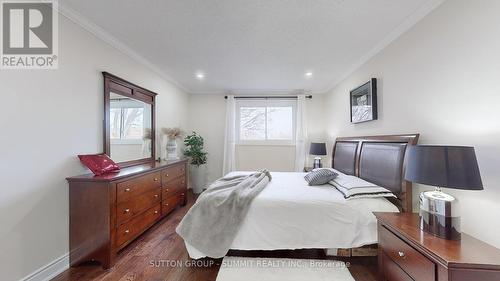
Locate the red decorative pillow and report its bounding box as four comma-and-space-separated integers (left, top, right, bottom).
78, 154, 120, 176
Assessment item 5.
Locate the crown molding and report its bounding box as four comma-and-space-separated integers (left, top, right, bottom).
57, 2, 191, 94
189, 89, 319, 95
318, 0, 446, 94
56, 0, 443, 96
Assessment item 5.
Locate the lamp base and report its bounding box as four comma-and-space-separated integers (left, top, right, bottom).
419, 188, 461, 240
313, 157, 322, 169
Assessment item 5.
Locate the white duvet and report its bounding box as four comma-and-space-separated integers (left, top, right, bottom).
185, 171, 399, 259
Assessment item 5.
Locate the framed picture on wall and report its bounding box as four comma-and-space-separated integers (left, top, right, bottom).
350, 78, 377, 123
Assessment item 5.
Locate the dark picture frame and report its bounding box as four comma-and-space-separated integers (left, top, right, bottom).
350, 78, 377, 123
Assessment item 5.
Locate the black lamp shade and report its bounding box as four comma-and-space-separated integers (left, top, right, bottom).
309, 142, 327, 156
404, 145, 483, 190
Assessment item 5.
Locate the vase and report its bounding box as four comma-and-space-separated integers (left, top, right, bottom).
166, 138, 179, 160
190, 164, 207, 194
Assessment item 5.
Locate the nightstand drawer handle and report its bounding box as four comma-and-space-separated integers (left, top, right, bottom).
154, 194, 159, 198
124, 229, 130, 234
154, 178, 159, 182
124, 208, 130, 213
398, 251, 405, 258
125, 188, 131, 192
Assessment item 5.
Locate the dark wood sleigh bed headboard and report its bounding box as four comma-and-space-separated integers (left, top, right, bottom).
331, 134, 419, 212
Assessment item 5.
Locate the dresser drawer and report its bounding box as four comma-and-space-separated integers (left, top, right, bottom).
162, 176, 186, 197
116, 171, 161, 203
379, 226, 435, 281
162, 163, 186, 184
382, 252, 414, 281
116, 204, 161, 248
162, 193, 184, 216
116, 188, 161, 225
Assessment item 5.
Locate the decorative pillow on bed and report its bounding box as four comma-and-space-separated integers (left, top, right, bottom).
304, 168, 338, 186
329, 174, 396, 200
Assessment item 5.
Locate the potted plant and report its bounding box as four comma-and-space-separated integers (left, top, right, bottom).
183, 132, 208, 194
162, 127, 182, 160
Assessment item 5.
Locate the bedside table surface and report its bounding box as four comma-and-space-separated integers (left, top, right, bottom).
374, 212, 500, 270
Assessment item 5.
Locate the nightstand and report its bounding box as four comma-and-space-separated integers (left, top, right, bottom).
374, 212, 500, 281
303, 167, 314, 172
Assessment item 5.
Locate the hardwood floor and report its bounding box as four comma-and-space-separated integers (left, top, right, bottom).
53, 191, 378, 281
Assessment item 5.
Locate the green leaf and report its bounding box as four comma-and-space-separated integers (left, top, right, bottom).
183, 131, 208, 166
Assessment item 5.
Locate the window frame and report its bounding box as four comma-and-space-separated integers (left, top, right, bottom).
236, 99, 297, 146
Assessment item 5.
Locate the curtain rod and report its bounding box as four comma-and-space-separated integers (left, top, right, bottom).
224, 95, 312, 99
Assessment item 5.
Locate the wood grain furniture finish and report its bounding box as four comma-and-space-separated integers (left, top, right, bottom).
103, 72, 157, 167
331, 134, 419, 212
375, 212, 500, 281
67, 159, 187, 269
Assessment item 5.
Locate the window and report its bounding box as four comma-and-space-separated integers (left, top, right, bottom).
236, 99, 296, 145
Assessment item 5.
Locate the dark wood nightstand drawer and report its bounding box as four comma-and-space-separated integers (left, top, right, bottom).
375, 212, 500, 281
381, 251, 414, 281
379, 226, 435, 281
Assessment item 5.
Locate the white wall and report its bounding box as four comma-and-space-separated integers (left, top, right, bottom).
324, 0, 500, 248
0, 15, 189, 281
188, 94, 327, 183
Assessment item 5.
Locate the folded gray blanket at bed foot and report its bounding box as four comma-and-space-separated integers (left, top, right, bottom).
176, 170, 272, 258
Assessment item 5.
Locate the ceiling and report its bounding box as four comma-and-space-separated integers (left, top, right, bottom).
60, 0, 442, 94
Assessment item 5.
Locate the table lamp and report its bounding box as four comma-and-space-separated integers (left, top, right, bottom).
309, 142, 327, 169
405, 145, 483, 240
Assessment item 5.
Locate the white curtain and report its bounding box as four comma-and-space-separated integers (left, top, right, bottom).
294, 95, 308, 172
222, 95, 236, 175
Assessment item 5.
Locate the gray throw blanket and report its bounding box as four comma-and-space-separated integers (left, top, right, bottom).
176, 170, 272, 258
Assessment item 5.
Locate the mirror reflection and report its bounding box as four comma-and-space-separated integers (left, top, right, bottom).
109, 92, 152, 163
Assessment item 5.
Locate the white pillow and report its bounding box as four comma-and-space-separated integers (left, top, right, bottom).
329, 174, 396, 200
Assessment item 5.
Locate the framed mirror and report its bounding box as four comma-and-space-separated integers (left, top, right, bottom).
103, 72, 156, 167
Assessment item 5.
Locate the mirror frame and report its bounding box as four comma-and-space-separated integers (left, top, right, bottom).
103, 72, 157, 167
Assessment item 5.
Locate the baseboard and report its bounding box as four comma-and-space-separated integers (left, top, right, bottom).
21, 253, 69, 281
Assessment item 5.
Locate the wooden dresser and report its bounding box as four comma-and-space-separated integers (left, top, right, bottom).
67, 159, 188, 269
375, 212, 500, 281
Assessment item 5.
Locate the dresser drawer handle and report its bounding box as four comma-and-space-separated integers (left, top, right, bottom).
166, 174, 169, 177
125, 188, 131, 192
154, 210, 158, 214
165, 203, 169, 206
124, 229, 130, 234
124, 208, 130, 213
165, 188, 169, 192
154, 194, 159, 198
154, 178, 159, 182
398, 251, 405, 258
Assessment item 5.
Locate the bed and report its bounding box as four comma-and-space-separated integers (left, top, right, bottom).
185, 134, 419, 259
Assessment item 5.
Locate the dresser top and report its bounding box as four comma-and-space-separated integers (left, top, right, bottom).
374, 212, 500, 269
67, 159, 187, 182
